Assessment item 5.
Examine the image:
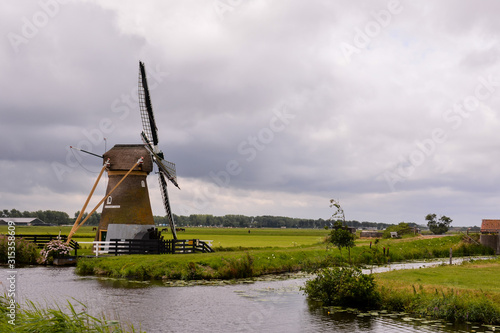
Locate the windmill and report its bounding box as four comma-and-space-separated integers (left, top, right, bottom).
66, 62, 213, 253
75, 61, 180, 242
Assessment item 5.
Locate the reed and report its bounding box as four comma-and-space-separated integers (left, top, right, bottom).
0, 295, 141, 332
378, 286, 500, 324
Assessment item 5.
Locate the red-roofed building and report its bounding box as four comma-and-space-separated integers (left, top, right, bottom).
481, 219, 500, 233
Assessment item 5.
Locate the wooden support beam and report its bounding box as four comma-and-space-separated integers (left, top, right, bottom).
67, 157, 143, 244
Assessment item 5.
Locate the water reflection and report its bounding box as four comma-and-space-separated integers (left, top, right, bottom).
1, 265, 495, 333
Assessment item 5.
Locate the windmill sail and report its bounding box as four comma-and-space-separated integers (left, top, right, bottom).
138, 61, 159, 146
138, 61, 180, 241
159, 171, 177, 240
157, 159, 178, 187
141, 132, 179, 188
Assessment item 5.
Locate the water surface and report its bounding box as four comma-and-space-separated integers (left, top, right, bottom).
1, 259, 494, 333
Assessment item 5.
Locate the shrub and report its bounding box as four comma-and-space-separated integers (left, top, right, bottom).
327, 221, 355, 262
0, 235, 39, 265
302, 266, 380, 309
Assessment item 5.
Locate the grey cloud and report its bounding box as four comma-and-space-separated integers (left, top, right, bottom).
2, 1, 500, 225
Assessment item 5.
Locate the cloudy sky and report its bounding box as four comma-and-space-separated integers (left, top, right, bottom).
1, 0, 500, 227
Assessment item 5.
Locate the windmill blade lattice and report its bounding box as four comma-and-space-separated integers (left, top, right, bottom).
138, 61, 180, 240
141, 132, 179, 188
158, 172, 177, 240
138, 61, 159, 146
157, 159, 178, 187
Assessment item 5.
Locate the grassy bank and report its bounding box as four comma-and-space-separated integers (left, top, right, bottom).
76, 247, 336, 280
375, 259, 500, 324
76, 235, 492, 280
0, 296, 140, 332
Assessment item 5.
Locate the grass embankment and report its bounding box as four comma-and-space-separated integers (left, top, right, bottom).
0, 296, 140, 332
375, 259, 500, 324
76, 234, 493, 281
76, 247, 333, 280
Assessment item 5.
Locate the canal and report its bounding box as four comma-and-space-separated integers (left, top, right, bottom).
3, 260, 494, 333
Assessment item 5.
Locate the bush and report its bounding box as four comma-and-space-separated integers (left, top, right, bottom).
302, 266, 380, 309
0, 236, 39, 265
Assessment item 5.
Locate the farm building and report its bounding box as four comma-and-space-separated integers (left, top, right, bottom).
480, 219, 500, 233
479, 219, 500, 254
0, 217, 53, 226
360, 231, 383, 238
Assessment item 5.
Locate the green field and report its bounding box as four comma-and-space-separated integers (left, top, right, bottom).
174, 227, 328, 248
0, 226, 96, 239
0, 226, 329, 253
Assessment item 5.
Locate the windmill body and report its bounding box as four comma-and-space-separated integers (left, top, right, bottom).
95, 144, 156, 241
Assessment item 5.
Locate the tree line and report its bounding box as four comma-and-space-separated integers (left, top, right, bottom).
1, 209, 100, 226
157, 214, 402, 229
2, 208, 417, 229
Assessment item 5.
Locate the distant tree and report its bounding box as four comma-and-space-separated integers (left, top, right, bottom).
153, 215, 169, 226
329, 199, 346, 226
9, 209, 22, 217
73, 211, 100, 226
426, 214, 452, 234
469, 225, 481, 232
328, 221, 356, 263
327, 199, 355, 263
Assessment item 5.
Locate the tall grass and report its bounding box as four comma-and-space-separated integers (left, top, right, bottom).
0, 296, 140, 332
379, 286, 500, 324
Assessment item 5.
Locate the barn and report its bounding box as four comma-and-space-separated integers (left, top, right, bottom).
480, 219, 500, 254
481, 219, 500, 233
0, 217, 53, 226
